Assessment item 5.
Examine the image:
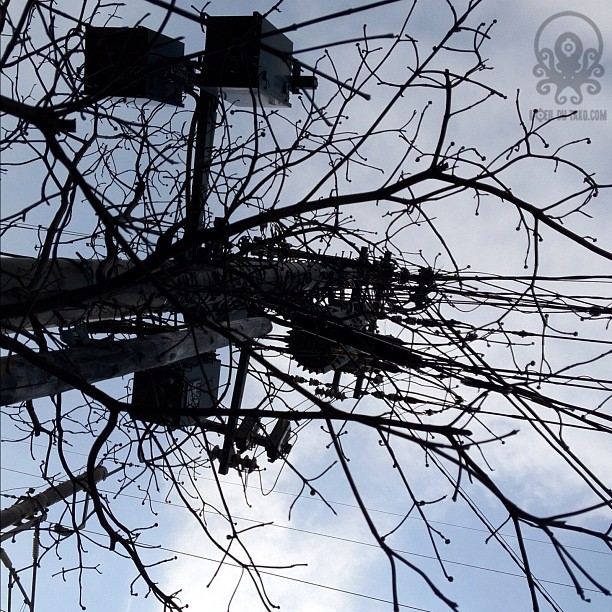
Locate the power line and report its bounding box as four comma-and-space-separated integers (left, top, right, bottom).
1, 464, 608, 595
0, 222, 89, 238
2, 461, 608, 557
78, 525, 435, 611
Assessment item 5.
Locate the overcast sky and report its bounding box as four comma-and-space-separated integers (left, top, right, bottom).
1, 1, 611, 611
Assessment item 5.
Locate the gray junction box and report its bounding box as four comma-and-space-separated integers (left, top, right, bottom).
84, 26, 185, 105
201, 13, 294, 107
131, 354, 221, 427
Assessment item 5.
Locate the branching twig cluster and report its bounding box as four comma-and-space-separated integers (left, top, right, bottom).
1, 1, 610, 611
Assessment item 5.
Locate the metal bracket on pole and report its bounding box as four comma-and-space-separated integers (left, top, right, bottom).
187, 91, 218, 243
1, 547, 33, 610
218, 348, 250, 475
0, 513, 45, 544
59, 321, 90, 347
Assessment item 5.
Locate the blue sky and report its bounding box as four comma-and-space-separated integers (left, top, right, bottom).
1, 1, 611, 611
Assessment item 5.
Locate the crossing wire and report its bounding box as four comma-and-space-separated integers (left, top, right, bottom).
1, 464, 608, 596
75, 525, 438, 611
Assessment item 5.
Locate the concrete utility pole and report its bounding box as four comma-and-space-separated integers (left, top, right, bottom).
0, 466, 108, 531
0, 256, 326, 330
1, 317, 272, 405
0, 256, 145, 329
0, 15, 326, 484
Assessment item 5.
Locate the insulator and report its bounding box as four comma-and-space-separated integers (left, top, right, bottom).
239, 455, 258, 473
315, 386, 347, 400
32, 529, 40, 562
230, 453, 258, 473
211, 445, 258, 473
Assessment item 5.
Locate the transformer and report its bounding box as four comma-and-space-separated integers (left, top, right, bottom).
287, 300, 369, 373
84, 26, 185, 105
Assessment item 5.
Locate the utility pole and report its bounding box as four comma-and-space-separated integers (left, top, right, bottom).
0, 466, 108, 532
1, 12, 326, 485
1, 467, 109, 612
0, 13, 387, 612
0, 256, 326, 330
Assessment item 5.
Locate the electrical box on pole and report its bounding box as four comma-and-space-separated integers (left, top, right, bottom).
202, 13, 308, 107
131, 354, 221, 427
84, 26, 185, 105
78, 14, 317, 472
266, 418, 292, 462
